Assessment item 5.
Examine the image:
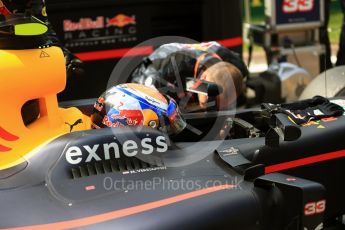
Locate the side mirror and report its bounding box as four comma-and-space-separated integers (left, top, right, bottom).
265, 113, 301, 147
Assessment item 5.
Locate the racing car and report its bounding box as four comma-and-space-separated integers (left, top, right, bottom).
1, 15, 345, 230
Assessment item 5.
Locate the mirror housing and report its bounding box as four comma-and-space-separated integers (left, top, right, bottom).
265, 113, 302, 147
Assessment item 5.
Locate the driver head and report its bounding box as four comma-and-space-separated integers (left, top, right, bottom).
198, 61, 243, 110
91, 83, 187, 135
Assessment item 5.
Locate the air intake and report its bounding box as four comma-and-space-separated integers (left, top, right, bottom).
70, 157, 165, 179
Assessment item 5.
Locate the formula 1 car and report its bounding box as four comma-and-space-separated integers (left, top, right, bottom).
1, 16, 345, 230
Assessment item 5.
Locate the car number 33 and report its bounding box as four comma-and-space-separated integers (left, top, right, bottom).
304, 200, 326, 216
283, 0, 314, 13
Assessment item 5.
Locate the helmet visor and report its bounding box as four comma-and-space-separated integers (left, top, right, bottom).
167, 98, 186, 135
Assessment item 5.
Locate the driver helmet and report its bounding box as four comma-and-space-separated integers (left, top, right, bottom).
91, 83, 186, 135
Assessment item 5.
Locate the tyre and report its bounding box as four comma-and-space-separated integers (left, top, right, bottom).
299, 66, 345, 100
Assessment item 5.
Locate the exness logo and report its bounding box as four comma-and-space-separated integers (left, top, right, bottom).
65, 136, 168, 165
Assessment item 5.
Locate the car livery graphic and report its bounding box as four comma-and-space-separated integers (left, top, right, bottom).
0, 127, 18, 152
104, 109, 144, 127
106, 14, 136, 28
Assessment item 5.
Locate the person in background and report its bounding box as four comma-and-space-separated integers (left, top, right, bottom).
130, 41, 248, 112
321, 0, 345, 69
336, 0, 345, 66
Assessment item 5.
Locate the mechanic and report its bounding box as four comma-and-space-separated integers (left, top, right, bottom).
321, 0, 345, 69
130, 42, 248, 111
337, 0, 345, 66
0, 0, 83, 77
